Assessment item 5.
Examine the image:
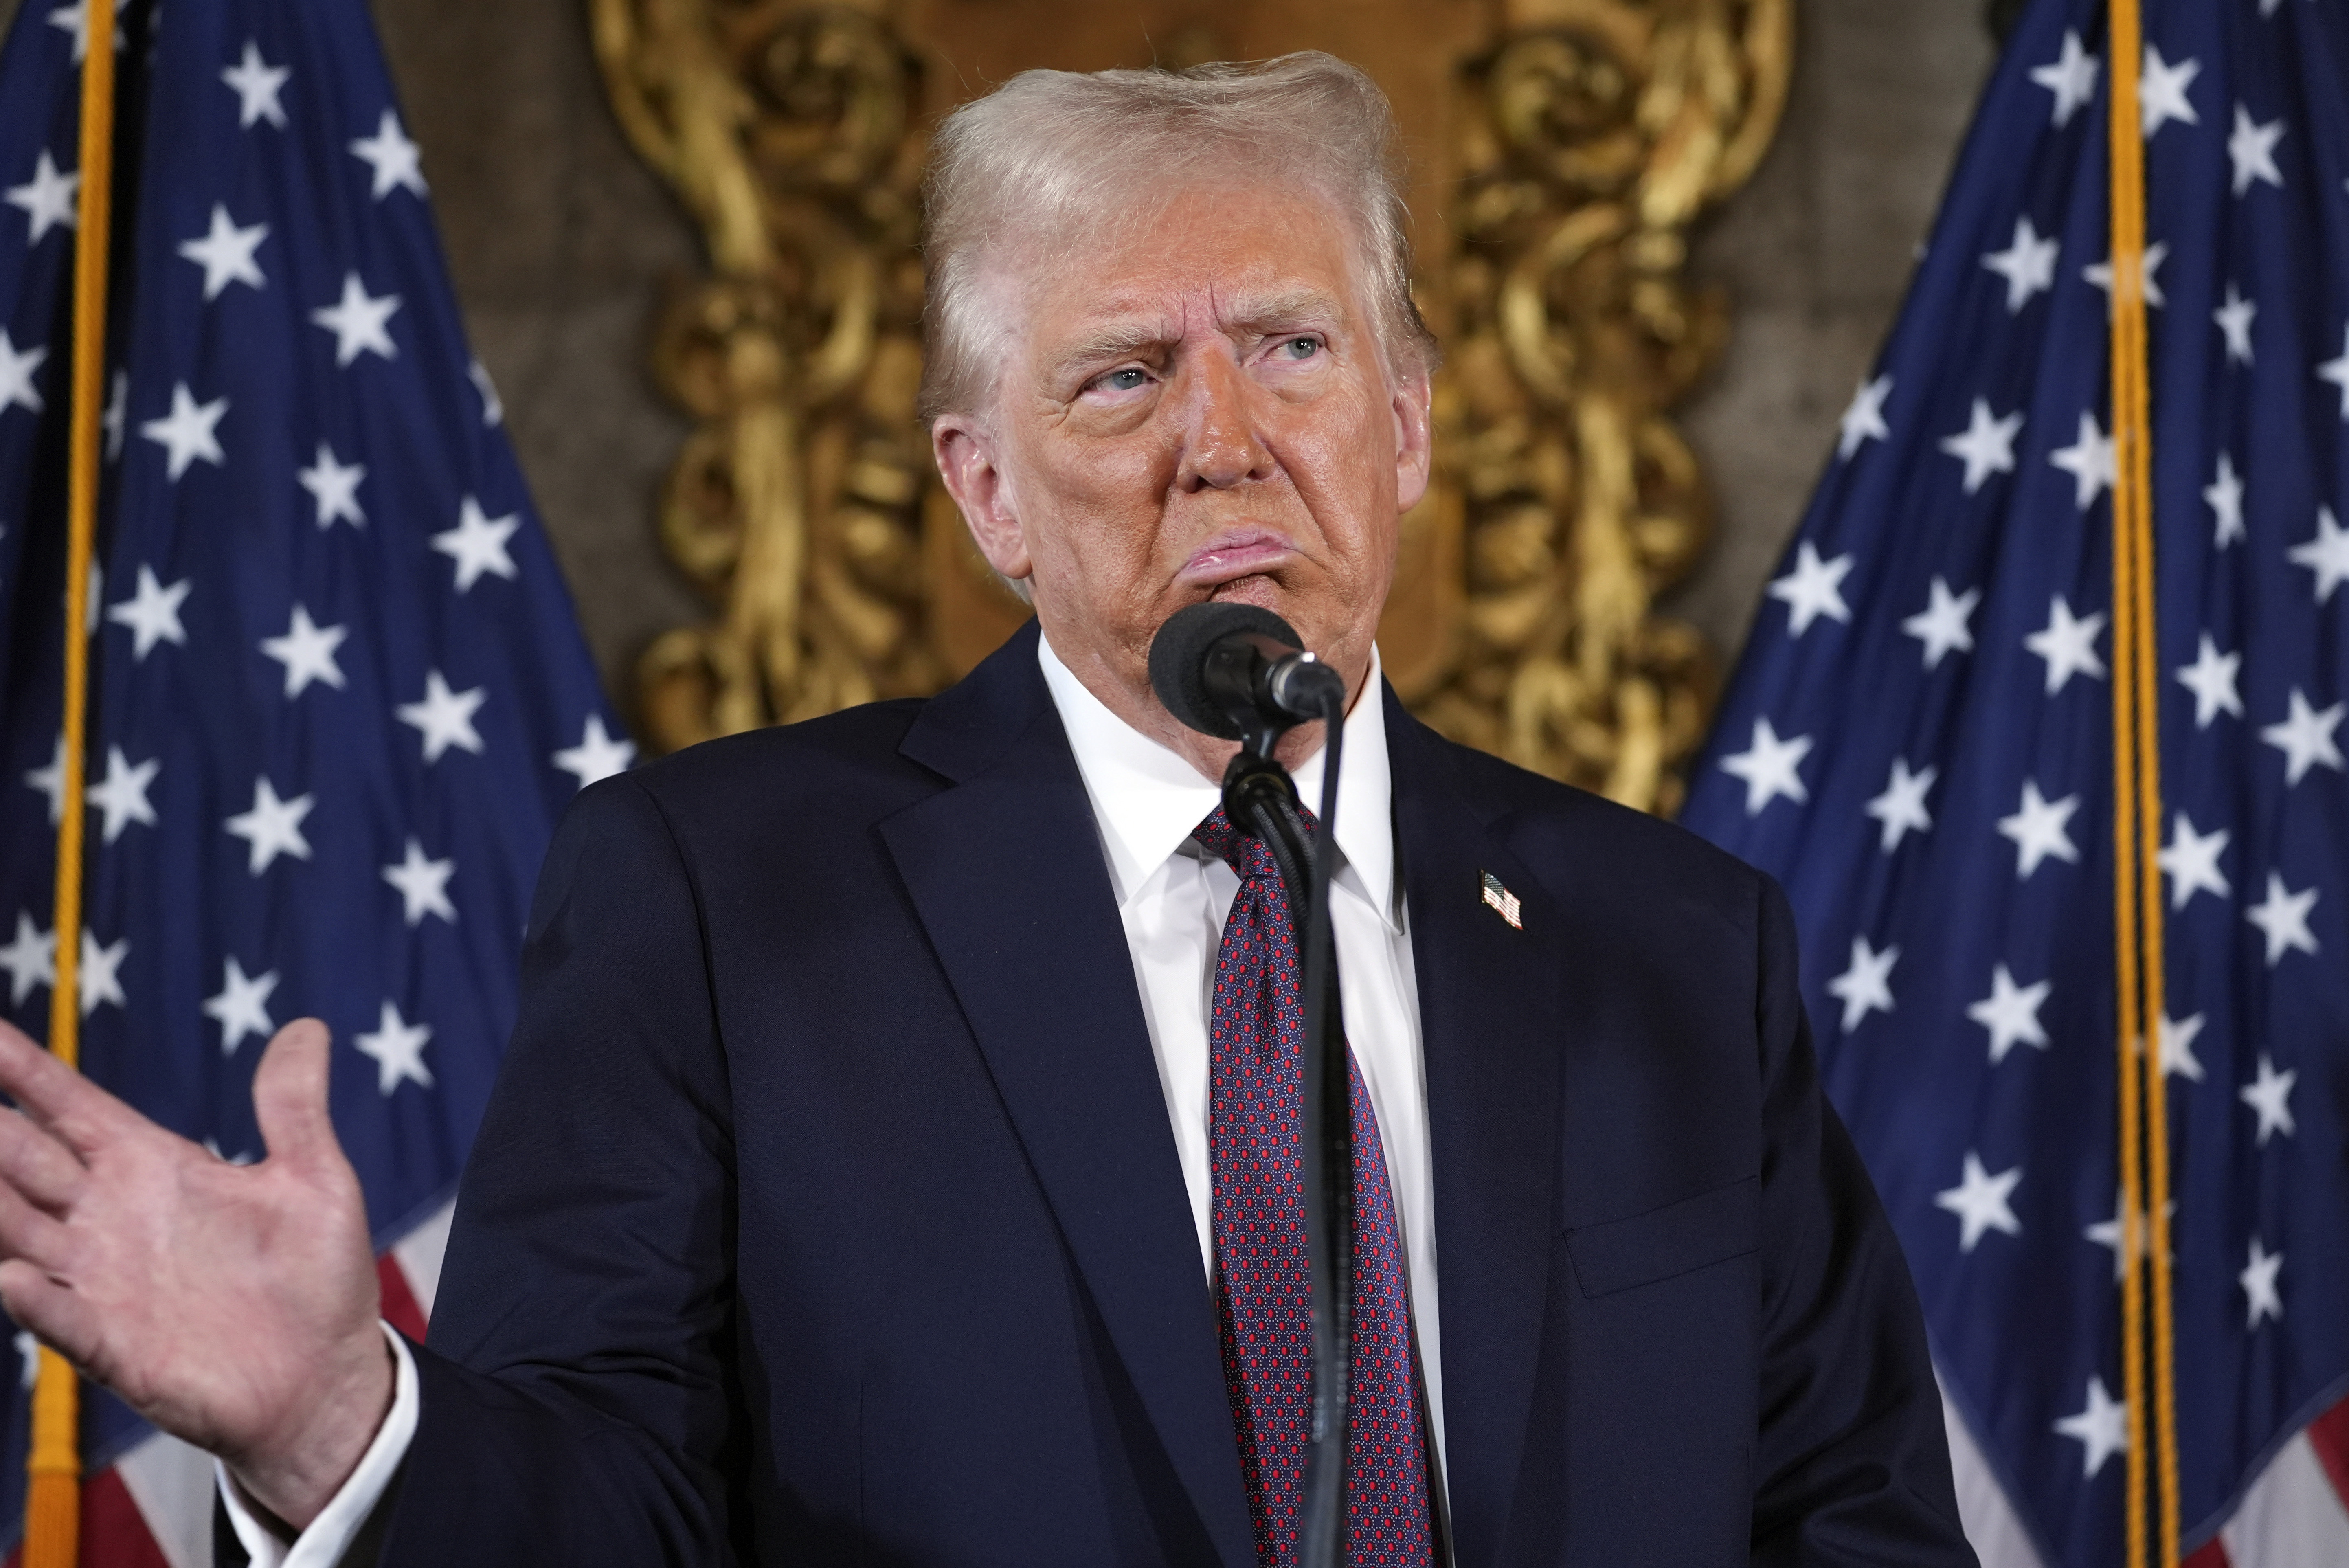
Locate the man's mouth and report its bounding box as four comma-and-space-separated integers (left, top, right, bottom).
1180, 529, 1296, 586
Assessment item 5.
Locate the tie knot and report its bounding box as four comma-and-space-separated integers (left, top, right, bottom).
1191, 801, 1320, 880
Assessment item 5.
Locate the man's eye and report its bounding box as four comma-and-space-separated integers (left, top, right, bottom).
1095, 367, 1149, 393
1282, 337, 1322, 360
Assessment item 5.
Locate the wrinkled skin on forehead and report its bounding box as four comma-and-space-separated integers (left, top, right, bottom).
931, 182, 1434, 780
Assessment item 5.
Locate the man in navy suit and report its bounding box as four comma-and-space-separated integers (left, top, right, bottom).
0, 53, 1974, 1567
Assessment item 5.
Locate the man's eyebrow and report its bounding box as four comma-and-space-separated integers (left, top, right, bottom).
1047, 323, 1177, 378
1221, 288, 1346, 333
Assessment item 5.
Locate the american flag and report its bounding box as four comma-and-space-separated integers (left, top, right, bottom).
0, 0, 628, 1560
1680, 0, 2349, 1563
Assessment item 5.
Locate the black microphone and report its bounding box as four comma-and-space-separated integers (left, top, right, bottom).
1147, 601, 1347, 743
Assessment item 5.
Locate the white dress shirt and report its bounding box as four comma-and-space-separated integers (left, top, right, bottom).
225, 632, 1447, 1557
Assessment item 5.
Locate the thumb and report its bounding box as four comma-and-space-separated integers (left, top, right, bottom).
252, 1018, 339, 1169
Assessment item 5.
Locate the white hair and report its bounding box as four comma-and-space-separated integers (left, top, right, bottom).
918, 51, 1438, 425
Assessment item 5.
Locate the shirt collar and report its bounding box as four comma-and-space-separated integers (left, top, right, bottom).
1038, 629, 1399, 930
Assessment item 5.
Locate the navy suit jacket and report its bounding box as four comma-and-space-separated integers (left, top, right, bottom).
359, 621, 1974, 1566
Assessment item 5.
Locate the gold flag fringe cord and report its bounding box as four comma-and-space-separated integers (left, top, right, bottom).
2105, 0, 2181, 1561
26, 0, 120, 1562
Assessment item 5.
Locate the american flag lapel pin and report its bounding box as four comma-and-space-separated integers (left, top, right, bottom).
1480, 871, 1522, 929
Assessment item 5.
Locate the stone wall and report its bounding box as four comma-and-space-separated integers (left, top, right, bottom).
2, 0, 1996, 732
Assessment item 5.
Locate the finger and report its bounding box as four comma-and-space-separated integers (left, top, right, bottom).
0, 1262, 102, 1373
252, 1019, 338, 1170
0, 1108, 86, 1212
0, 1019, 136, 1157
0, 1181, 75, 1274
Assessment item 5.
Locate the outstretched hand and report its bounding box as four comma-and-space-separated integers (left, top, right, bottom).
0, 1017, 393, 1530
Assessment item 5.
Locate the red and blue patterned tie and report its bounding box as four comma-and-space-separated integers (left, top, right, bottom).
1193, 806, 1434, 1568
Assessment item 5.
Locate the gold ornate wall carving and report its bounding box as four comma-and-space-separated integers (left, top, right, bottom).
589, 0, 1790, 814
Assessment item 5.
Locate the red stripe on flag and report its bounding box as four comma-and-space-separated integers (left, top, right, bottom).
2182, 1535, 2229, 1568
378, 1251, 428, 1342
3, 1466, 171, 1568
2307, 1394, 2349, 1514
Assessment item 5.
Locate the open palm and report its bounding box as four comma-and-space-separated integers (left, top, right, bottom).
0, 1017, 393, 1526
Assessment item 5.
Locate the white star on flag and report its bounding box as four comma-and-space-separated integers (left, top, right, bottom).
0, 329, 47, 415
101, 369, 125, 459
224, 775, 316, 876
2259, 688, 2345, 785
84, 746, 159, 845
2204, 451, 2246, 547
1968, 963, 2052, 1064
2138, 45, 2200, 137
0, 914, 55, 1006
1719, 716, 1811, 815
296, 442, 367, 529
1864, 757, 1936, 852
24, 733, 67, 824
259, 604, 350, 698
2024, 594, 2107, 694
2315, 325, 2349, 418
1980, 216, 2059, 313
176, 205, 268, 300
553, 715, 637, 790
2213, 285, 2257, 365
2228, 104, 2285, 196
2240, 1237, 2284, 1329
2055, 1377, 2128, 1479
431, 497, 521, 592
2287, 505, 2349, 601
1767, 542, 1855, 635
2156, 813, 2231, 910
2156, 1011, 2208, 1083
1935, 1151, 2023, 1251
353, 1001, 435, 1094
2245, 872, 2319, 967
105, 564, 192, 659
2048, 409, 2116, 509
468, 359, 504, 427
1998, 779, 2081, 878
398, 671, 488, 764
77, 930, 128, 1017
47, 0, 121, 64
201, 956, 279, 1054
309, 273, 401, 367
140, 382, 229, 481
4, 149, 78, 245
2084, 240, 2169, 310
220, 40, 290, 129
1837, 374, 1890, 459
2028, 30, 2098, 127
349, 109, 426, 200
2086, 1197, 2174, 1283
1900, 576, 1978, 670
382, 838, 458, 927
1939, 399, 2024, 494
2239, 1054, 2297, 1145
1826, 936, 1899, 1033
2175, 635, 2242, 728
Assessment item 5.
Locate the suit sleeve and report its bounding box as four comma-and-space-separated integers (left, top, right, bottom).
375, 774, 745, 1567
1748, 876, 1980, 1568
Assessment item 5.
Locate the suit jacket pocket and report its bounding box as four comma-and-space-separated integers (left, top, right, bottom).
1563, 1176, 1760, 1298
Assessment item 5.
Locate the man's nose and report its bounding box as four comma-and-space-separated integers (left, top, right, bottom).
1174, 351, 1274, 492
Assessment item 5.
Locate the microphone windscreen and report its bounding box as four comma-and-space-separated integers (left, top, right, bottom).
1148, 600, 1301, 740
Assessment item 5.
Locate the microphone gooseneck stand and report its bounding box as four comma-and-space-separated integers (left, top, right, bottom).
1221, 691, 1352, 1568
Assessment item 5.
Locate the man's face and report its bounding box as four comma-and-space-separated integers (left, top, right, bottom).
932, 180, 1432, 755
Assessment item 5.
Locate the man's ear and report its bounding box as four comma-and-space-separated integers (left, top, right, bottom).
1390, 369, 1434, 515
932, 416, 1033, 585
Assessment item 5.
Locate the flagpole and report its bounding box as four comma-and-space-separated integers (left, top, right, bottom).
2103, 0, 2180, 1563
26, 0, 122, 1561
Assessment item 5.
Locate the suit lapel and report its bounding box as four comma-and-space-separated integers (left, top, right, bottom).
881, 628, 1256, 1566
1387, 694, 1567, 1567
